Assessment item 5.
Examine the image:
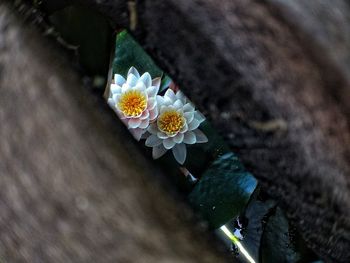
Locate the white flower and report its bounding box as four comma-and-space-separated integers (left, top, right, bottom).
108, 67, 160, 140
145, 89, 208, 164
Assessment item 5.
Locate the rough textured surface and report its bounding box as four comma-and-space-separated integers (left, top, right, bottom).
0, 3, 228, 262
5, 0, 350, 262
68, 0, 350, 261
265, 0, 350, 117
266, 0, 350, 82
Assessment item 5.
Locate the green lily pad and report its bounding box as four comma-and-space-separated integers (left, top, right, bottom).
238, 199, 276, 261
184, 121, 230, 177
113, 31, 163, 78
188, 152, 257, 228
260, 206, 320, 263
260, 207, 301, 263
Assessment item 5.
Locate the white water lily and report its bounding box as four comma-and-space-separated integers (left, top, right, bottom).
145, 89, 208, 164
108, 67, 160, 140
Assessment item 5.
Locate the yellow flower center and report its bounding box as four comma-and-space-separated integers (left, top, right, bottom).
118, 90, 147, 117
158, 110, 185, 135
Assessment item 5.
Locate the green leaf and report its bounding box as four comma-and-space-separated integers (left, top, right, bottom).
260, 207, 301, 263
188, 152, 257, 228
184, 121, 230, 176
113, 31, 163, 78
238, 199, 276, 261
260, 206, 321, 263
159, 75, 172, 93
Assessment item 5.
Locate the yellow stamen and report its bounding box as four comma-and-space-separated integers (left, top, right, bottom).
158, 110, 185, 135
118, 90, 147, 117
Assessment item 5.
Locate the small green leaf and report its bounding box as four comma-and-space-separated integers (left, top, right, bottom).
159, 75, 172, 93
188, 152, 257, 228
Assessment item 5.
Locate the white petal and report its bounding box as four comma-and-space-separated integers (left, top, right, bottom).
183, 131, 196, 144
140, 110, 149, 120
194, 111, 206, 123
121, 83, 129, 93
163, 96, 173, 106
147, 123, 158, 134
172, 143, 187, 164
149, 107, 158, 121
160, 105, 168, 114
128, 66, 140, 78
176, 108, 184, 115
188, 119, 200, 130
152, 77, 161, 89
114, 74, 126, 86
128, 118, 141, 128
163, 138, 176, 149
126, 74, 138, 87
173, 133, 184, 144
184, 112, 194, 123
145, 135, 163, 147
152, 144, 167, 159
107, 98, 115, 107
139, 119, 149, 129
112, 94, 121, 103
156, 95, 165, 106
174, 99, 184, 109
194, 129, 208, 143
139, 72, 152, 87
157, 131, 168, 139
165, 89, 176, 101
147, 98, 156, 110
110, 84, 121, 94
183, 103, 195, 113
134, 82, 146, 92
130, 128, 144, 141
180, 123, 188, 133
160, 105, 175, 114
139, 118, 149, 129
146, 86, 158, 98
175, 91, 186, 101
